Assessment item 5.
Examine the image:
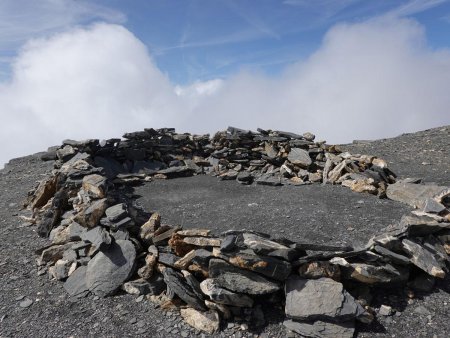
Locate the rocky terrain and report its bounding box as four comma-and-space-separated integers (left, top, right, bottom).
0, 125, 449, 338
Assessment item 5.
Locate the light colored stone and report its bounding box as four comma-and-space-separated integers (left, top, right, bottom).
140, 213, 161, 242
82, 174, 107, 199
174, 250, 196, 270
284, 319, 354, 338
386, 182, 448, 208
177, 229, 211, 237
183, 237, 221, 247
180, 308, 220, 334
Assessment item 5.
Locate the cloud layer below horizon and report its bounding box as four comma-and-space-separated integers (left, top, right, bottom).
1, 17, 449, 167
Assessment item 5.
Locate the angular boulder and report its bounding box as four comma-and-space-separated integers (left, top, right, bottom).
86, 240, 136, 297
285, 277, 365, 322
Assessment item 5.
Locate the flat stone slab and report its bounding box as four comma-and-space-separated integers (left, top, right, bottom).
386, 182, 447, 208
284, 319, 355, 338
285, 277, 365, 322
63, 266, 89, 298
209, 258, 280, 295
86, 240, 136, 297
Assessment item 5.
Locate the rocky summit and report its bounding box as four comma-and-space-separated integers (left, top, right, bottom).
9, 126, 450, 337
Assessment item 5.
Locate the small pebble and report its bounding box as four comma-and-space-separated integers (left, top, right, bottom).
135, 295, 144, 303
19, 298, 33, 308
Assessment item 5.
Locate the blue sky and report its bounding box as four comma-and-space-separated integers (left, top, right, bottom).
0, 0, 450, 166
1, 0, 450, 84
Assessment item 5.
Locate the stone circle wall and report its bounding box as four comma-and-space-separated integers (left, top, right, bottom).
22, 127, 450, 337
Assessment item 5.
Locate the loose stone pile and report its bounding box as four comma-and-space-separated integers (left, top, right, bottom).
21, 127, 450, 337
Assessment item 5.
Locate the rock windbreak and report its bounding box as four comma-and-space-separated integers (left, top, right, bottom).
20, 126, 450, 337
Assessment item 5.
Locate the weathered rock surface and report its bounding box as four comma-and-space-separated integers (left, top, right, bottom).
285, 277, 365, 322
284, 319, 355, 338
209, 258, 281, 295
180, 308, 220, 334
162, 267, 206, 311
387, 182, 448, 208
200, 278, 254, 307
86, 240, 136, 297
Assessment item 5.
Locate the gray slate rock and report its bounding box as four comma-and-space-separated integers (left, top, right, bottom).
422, 198, 447, 214
162, 267, 206, 311
386, 182, 448, 208
63, 266, 90, 298
402, 239, 446, 278
285, 277, 365, 322
200, 278, 254, 307
105, 203, 128, 222
209, 258, 281, 295
255, 174, 282, 186
288, 148, 312, 167
242, 233, 299, 261
86, 240, 136, 297
80, 226, 111, 250
284, 319, 355, 338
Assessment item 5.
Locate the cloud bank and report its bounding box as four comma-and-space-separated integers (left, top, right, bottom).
1, 17, 450, 167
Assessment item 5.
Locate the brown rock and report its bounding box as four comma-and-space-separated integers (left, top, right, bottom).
140, 213, 161, 242
74, 198, 107, 228
82, 174, 107, 199
29, 174, 59, 209
138, 253, 158, 280
174, 250, 196, 270
349, 178, 377, 194
298, 261, 341, 281
169, 233, 196, 256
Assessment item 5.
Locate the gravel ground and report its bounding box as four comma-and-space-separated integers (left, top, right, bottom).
0, 126, 449, 337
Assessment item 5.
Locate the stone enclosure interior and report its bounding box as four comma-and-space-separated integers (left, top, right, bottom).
22, 127, 450, 337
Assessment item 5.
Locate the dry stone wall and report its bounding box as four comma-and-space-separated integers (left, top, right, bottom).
21, 127, 450, 337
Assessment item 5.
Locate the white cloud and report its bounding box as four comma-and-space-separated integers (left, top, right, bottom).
0, 0, 125, 53
1, 17, 450, 167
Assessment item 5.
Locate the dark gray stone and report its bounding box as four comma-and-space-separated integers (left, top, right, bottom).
162, 267, 206, 311
63, 266, 90, 298
402, 239, 446, 278
86, 240, 136, 297
422, 198, 447, 214
255, 174, 282, 186
191, 249, 213, 268
200, 278, 254, 307
386, 182, 447, 208
373, 245, 410, 265
285, 277, 366, 322
80, 226, 111, 250
288, 148, 312, 167
94, 156, 126, 179
105, 203, 128, 222
209, 259, 281, 295
408, 272, 436, 292
236, 172, 253, 184
158, 253, 179, 268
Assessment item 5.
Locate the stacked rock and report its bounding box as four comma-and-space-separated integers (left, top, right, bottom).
39, 126, 395, 195
22, 127, 450, 337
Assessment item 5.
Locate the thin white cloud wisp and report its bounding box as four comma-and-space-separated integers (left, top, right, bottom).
1, 17, 450, 167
